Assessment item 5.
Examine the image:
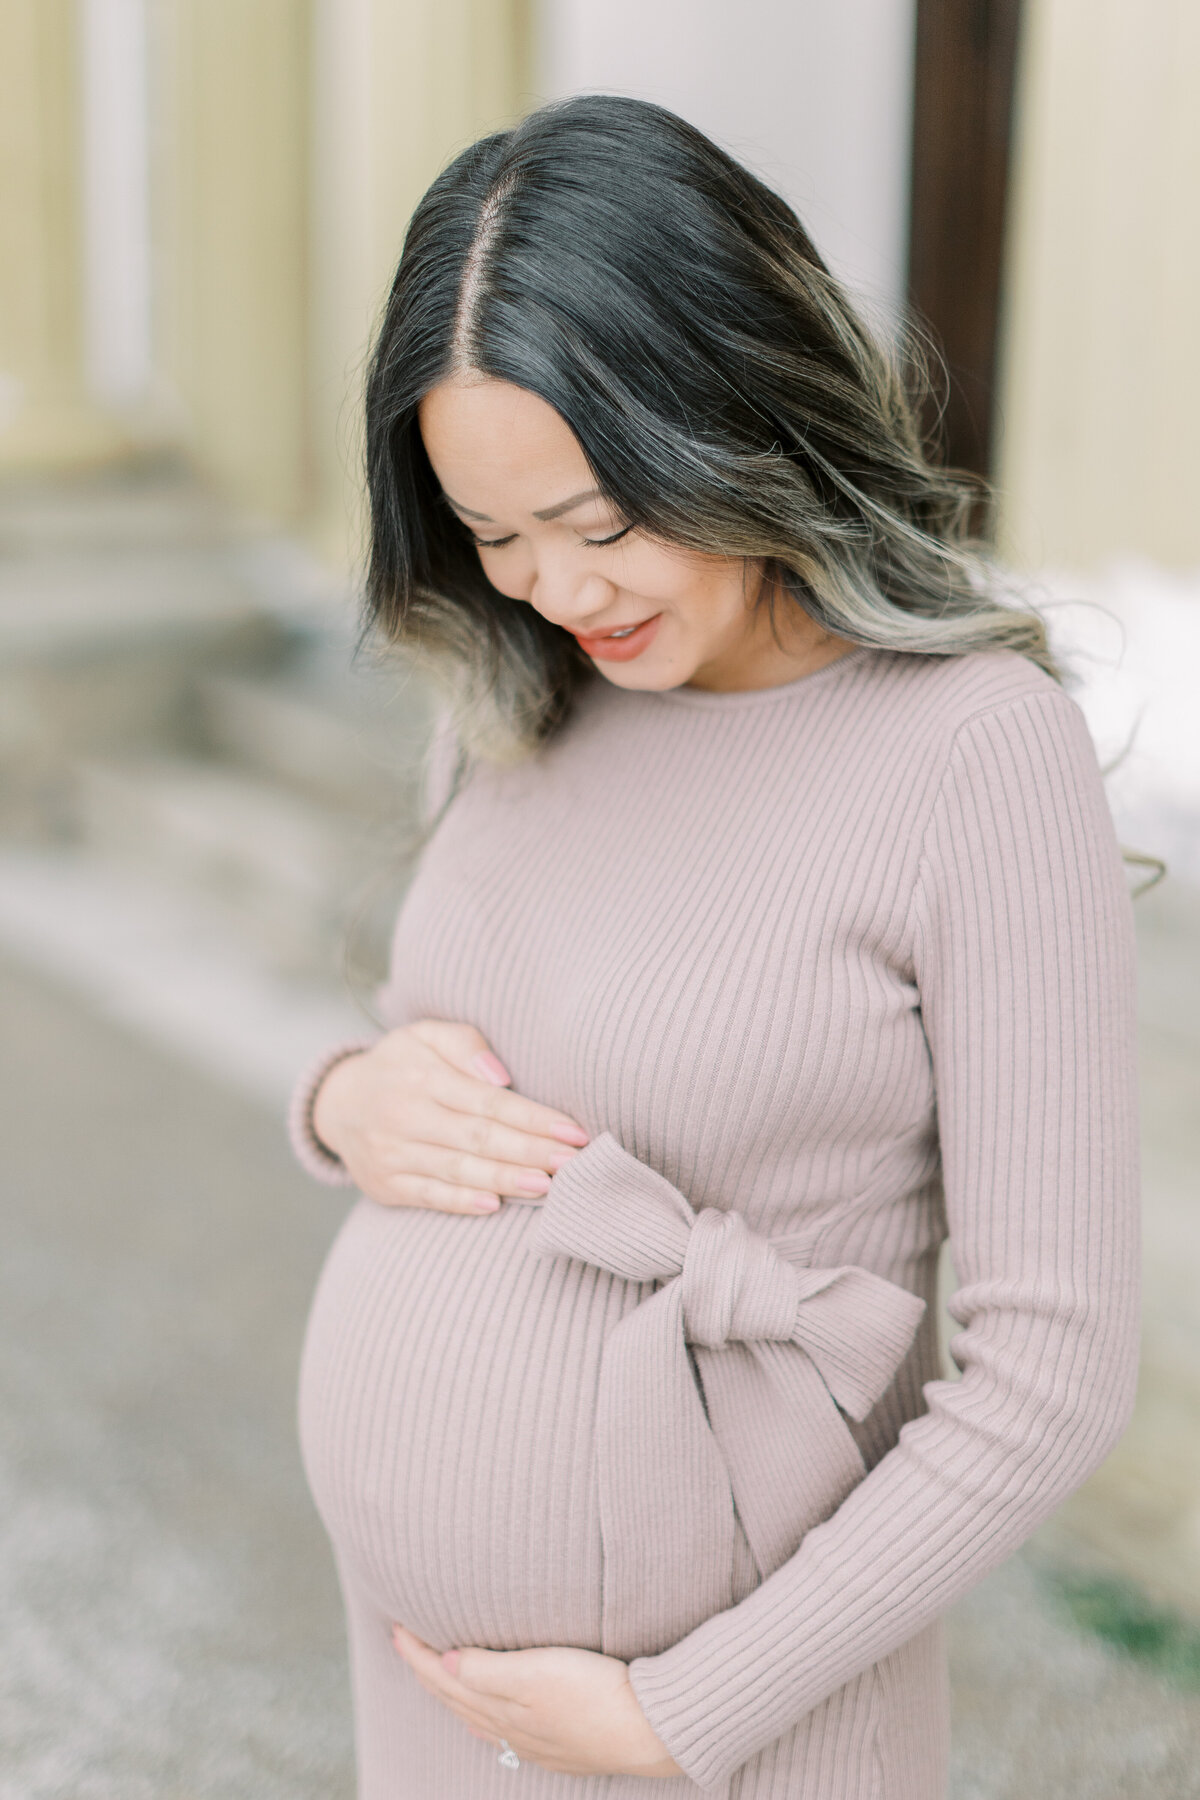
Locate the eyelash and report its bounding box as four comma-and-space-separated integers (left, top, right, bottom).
468, 525, 634, 551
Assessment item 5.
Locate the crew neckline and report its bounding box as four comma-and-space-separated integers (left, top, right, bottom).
646, 643, 875, 710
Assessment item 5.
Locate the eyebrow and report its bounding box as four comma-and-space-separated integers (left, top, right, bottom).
443, 487, 603, 525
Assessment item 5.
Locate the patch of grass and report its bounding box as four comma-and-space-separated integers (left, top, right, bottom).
1049, 1570, 1200, 1689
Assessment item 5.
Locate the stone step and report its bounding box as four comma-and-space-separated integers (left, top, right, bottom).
0, 464, 363, 837
196, 653, 435, 816
0, 844, 367, 1107
0, 457, 255, 555
0, 536, 289, 835
72, 754, 415, 979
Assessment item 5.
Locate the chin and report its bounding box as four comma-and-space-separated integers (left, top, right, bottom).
596, 660, 692, 692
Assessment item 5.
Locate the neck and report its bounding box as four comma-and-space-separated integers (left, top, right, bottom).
685, 592, 854, 694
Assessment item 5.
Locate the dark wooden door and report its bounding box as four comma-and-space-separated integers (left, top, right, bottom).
907, 0, 1024, 488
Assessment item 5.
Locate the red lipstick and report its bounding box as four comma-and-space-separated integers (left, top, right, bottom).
572, 613, 663, 662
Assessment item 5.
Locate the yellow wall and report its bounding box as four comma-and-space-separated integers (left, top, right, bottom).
0, 0, 529, 553
997, 0, 1200, 570
155, 0, 312, 525
0, 0, 127, 467
159, 0, 530, 550
308, 0, 531, 566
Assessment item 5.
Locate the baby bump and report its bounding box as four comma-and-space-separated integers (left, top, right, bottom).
298, 1196, 644, 1652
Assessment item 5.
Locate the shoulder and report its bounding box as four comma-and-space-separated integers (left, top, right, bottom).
920, 651, 1094, 776
899, 653, 1124, 901
862, 647, 1074, 741
844, 650, 1121, 907
856, 648, 1096, 788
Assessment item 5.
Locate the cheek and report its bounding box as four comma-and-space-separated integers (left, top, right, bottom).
625, 547, 746, 626
476, 548, 532, 600
618, 545, 695, 608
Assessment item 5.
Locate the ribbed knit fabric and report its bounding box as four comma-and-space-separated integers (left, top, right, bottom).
288, 1041, 376, 1184
293, 646, 1140, 1800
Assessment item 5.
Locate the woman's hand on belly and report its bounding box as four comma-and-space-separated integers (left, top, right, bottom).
392, 1625, 683, 1779
311, 1020, 590, 1214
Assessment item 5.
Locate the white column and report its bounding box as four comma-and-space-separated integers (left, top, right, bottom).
79, 0, 154, 405
538, 0, 915, 328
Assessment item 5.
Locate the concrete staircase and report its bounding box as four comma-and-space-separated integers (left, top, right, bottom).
0, 461, 436, 989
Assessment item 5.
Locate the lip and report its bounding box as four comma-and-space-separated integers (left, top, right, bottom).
572, 613, 663, 662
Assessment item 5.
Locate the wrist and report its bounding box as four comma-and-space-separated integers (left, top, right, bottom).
287, 1039, 376, 1186
311, 1051, 364, 1158
617, 1674, 682, 1779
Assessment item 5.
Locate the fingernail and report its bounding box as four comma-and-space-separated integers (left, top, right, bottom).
550, 1123, 589, 1146
472, 1194, 502, 1213
473, 1052, 511, 1086
517, 1170, 552, 1195
548, 1151, 579, 1171
442, 1649, 461, 1677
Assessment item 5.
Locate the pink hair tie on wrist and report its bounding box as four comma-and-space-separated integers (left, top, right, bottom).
287, 1039, 377, 1186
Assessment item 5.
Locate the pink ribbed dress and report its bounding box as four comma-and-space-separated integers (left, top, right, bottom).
292, 645, 1140, 1800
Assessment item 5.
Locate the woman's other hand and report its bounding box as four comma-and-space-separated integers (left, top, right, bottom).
310, 1021, 589, 1214
392, 1626, 683, 1779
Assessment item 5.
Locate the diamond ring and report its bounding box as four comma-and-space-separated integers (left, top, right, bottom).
498, 1738, 520, 1770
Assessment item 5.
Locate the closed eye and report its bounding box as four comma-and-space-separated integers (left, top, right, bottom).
468, 524, 633, 550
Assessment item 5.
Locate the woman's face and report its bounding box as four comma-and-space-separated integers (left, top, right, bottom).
418, 378, 844, 694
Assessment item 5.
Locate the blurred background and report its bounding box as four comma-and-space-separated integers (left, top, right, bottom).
1, 2, 1197, 1795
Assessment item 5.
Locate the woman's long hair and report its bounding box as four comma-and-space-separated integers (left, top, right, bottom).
364, 94, 1054, 761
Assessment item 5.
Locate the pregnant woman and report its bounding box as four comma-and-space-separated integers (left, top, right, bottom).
288, 97, 1140, 1799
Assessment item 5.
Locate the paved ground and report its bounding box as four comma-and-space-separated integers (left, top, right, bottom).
2, 881, 1198, 1798
0, 954, 353, 1799
947, 1550, 1199, 1798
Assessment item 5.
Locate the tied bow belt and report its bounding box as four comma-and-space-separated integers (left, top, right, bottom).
532, 1132, 926, 1661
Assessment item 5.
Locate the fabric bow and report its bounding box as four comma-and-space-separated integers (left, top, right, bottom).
532, 1132, 926, 1661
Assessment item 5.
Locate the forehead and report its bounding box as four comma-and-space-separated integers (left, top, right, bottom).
418, 378, 593, 510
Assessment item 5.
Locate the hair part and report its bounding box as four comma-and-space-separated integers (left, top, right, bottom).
448, 172, 519, 377
364, 94, 1055, 763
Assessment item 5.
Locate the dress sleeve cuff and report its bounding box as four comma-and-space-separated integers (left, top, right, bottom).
628, 1600, 791, 1793
628, 1627, 746, 1792
286, 1040, 376, 1186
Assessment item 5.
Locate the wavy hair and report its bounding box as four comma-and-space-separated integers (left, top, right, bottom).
363, 94, 1054, 760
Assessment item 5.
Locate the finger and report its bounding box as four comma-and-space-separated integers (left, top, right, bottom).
399, 1022, 591, 1147
409, 1668, 507, 1741
454, 1645, 536, 1699
414, 1106, 588, 1176
393, 1630, 532, 1708
395, 1138, 559, 1200
409, 1020, 512, 1087
393, 1630, 516, 1734
371, 1171, 504, 1215
425, 1065, 589, 1147
392, 1625, 461, 1698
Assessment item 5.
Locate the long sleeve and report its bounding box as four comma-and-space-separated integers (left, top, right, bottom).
627, 688, 1141, 1790
287, 1039, 377, 1184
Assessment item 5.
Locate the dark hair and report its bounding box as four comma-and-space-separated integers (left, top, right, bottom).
364, 93, 1053, 757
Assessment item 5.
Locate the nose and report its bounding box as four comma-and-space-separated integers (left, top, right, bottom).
528, 546, 619, 633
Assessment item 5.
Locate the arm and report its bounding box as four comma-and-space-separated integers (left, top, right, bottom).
286, 705, 591, 1207
627, 688, 1141, 1790
288, 1039, 378, 1184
